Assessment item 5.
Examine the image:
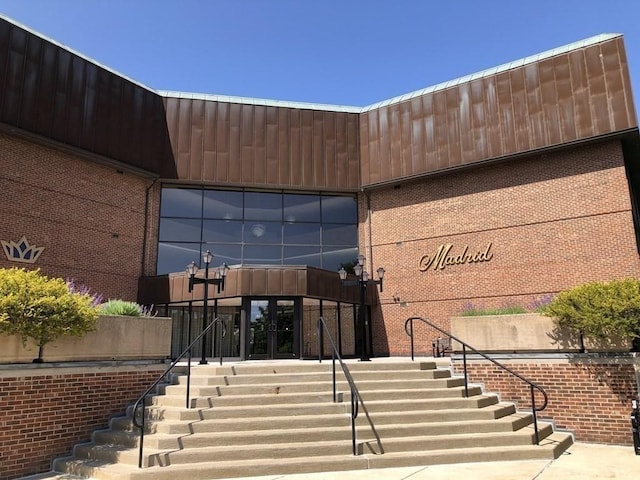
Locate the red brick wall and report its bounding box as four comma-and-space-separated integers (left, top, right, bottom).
0, 364, 166, 480
453, 357, 639, 445
0, 132, 157, 301
365, 140, 640, 356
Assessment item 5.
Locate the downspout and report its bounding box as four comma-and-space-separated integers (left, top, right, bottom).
141, 177, 159, 276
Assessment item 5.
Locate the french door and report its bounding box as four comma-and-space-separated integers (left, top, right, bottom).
247, 298, 299, 359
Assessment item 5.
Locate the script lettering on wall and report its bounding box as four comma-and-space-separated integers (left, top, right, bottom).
419, 243, 493, 272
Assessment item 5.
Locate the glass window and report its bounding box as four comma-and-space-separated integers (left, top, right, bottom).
160, 188, 202, 218
159, 218, 202, 242
284, 246, 321, 267
157, 242, 201, 275
322, 246, 358, 272
202, 244, 242, 266
203, 220, 243, 243
243, 245, 282, 265
284, 223, 321, 245
283, 194, 321, 223
322, 223, 357, 246
244, 221, 282, 244
203, 190, 243, 220
245, 192, 282, 221
321, 196, 357, 224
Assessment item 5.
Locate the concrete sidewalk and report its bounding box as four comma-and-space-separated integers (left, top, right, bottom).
230, 443, 638, 480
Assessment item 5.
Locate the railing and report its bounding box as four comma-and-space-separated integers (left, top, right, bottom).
317, 316, 384, 456
132, 317, 226, 468
404, 316, 549, 445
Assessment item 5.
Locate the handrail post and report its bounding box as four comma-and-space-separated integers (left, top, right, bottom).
332, 351, 337, 403
531, 385, 540, 444
351, 386, 357, 456
409, 319, 414, 361
462, 344, 469, 398
137, 405, 145, 468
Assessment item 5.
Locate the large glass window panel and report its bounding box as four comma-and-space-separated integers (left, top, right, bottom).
159, 218, 202, 242
322, 223, 357, 246
322, 246, 358, 272
161, 188, 203, 218
203, 220, 243, 243
203, 190, 243, 220
284, 246, 321, 267
157, 242, 201, 275
284, 223, 320, 245
283, 194, 321, 223
245, 192, 282, 221
321, 196, 357, 224
203, 244, 242, 266
244, 221, 282, 244
243, 245, 282, 264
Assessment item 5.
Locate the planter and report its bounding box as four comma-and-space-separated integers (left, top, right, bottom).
450, 313, 584, 353
0, 315, 172, 363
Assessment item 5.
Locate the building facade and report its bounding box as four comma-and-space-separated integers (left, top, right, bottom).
2, 15, 640, 360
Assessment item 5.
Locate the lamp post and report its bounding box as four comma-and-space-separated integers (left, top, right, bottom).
338, 254, 385, 362
186, 250, 229, 365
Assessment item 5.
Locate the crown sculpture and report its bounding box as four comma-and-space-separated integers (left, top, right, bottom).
2, 236, 45, 264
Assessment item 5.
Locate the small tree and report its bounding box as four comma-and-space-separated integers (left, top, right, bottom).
0, 268, 100, 362
541, 278, 640, 349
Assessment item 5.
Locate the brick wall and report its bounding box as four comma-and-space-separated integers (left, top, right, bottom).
453, 356, 639, 445
0, 132, 157, 301
0, 363, 167, 480
365, 139, 640, 356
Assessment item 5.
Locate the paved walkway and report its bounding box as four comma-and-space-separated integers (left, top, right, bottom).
229, 443, 638, 480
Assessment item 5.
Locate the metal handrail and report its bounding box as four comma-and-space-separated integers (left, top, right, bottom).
317, 316, 384, 456
404, 316, 549, 444
132, 317, 225, 468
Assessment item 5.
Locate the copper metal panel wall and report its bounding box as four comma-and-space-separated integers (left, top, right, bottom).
360, 36, 638, 187
0, 18, 176, 177
164, 96, 360, 191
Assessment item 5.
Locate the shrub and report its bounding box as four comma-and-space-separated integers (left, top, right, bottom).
99, 300, 156, 317
540, 278, 640, 344
0, 268, 100, 362
100, 299, 144, 317
459, 305, 528, 316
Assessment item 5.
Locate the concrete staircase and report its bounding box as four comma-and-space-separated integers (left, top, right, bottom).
44, 359, 572, 479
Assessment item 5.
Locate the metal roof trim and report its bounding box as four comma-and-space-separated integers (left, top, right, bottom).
0, 14, 158, 94
158, 90, 362, 113
360, 33, 622, 112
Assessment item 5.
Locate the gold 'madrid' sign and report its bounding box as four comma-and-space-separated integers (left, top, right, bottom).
419, 243, 493, 272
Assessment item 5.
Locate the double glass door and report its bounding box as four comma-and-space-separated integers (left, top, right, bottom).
247, 298, 298, 359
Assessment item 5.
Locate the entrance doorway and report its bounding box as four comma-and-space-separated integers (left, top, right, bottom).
247, 298, 299, 359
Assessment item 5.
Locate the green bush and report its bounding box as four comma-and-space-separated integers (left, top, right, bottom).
540, 278, 640, 343
100, 299, 144, 317
0, 268, 100, 362
459, 305, 528, 316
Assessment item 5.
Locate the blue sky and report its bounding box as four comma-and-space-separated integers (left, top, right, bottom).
2, 0, 640, 109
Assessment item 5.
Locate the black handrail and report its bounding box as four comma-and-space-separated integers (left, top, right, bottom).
132, 317, 225, 468
404, 316, 549, 445
317, 316, 384, 456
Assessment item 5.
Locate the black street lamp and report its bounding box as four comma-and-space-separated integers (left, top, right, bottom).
186, 250, 229, 365
338, 254, 385, 361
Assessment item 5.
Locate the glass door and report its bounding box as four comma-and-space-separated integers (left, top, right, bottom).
247, 298, 299, 359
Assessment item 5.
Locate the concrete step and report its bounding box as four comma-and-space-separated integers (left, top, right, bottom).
53, 431, 573, 480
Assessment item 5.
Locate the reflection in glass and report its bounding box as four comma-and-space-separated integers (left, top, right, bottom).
276, 300, 295, 355
249, 300, 269, 356
321, 196, 357, 223
203, 190, 243, 220
284, 223, 321, 244
283, 246, 321, 267
161, 188, 203, 218
157, 243, 201, 275
322, 246, 359, 272
202, 244, 242, 266
203, 220, 242, 243
244, 245, 282, 264
322, 224, 358, 246
159, 218, 202, 242
243, 221, 282, 244
284, 194, 321, 223
245, 192, 282, 221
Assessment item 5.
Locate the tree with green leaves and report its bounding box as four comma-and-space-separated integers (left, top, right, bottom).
541, 278, 640, 350
0, 268, 100, 362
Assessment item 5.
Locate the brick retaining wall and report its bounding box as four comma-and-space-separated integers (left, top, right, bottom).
0, 363, 167, 480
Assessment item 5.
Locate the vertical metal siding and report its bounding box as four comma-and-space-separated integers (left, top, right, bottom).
360, 37, 638, 187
